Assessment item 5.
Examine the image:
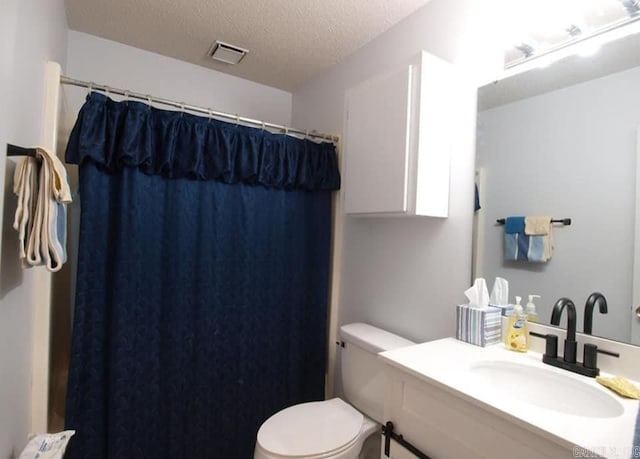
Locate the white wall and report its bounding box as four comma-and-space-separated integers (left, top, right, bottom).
292, 0, 504, 349
0, 0, 68, 457
476, 65, 640, 343
63, 31, 292, 135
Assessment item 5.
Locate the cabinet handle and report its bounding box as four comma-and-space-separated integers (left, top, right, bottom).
382, 422, 431, 459
636, 306, 640, 318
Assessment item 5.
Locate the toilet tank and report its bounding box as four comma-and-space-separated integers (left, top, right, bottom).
340, 323, 415, 424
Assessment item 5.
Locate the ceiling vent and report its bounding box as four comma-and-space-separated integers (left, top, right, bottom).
209, 41, 248, 65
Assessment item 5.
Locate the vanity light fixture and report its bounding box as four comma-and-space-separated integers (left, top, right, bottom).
505, 0, 640, 72
506, 14, 640, 71
209, 40, 249, 65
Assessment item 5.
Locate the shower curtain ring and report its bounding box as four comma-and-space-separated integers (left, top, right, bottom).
261, 121, 266, 132
88, 82, 94, 94
104, 85, 111, 98
235, 114, 240, 126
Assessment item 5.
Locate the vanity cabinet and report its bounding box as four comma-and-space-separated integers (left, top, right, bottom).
381, 365, 573, 459
343, 51, 461, 217
378, 337, 639, 459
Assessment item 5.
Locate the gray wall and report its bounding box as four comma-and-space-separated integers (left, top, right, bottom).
476, 65, 640, 342
63, 31, 293, 131
292, 0, 503, 345
0, 0, 68, 456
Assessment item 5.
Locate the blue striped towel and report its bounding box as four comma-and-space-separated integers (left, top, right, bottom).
525, 216, 552, 261
504, 217, 528, 261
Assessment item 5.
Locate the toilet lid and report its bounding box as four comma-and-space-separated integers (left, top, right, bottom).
257, 398, 364, 457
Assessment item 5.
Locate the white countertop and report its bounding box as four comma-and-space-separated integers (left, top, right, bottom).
379, 338, 639, 459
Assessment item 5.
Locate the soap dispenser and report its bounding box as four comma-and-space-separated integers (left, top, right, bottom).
525, 295, 541, 322
506, 296, 528, 352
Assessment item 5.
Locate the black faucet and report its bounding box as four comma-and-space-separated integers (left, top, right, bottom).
550, 297, 574, 328
552, 297, 577, 363
583, 292, 607, 335
549, 298, 577, 362
531, 297, 618, 377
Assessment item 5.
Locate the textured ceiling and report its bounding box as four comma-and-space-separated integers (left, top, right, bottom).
65, 0, 433, 91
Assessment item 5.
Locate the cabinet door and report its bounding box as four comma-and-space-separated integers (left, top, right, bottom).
383, 368, 572, 459
344, 65, 413, 215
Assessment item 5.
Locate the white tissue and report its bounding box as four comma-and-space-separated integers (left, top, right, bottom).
19, 431, 75, 459
464, 278, 490, 309
489, 277, 509, 306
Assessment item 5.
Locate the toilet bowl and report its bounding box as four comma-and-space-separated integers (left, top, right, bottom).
254, 323, 414, 459
254, 398, 378, 459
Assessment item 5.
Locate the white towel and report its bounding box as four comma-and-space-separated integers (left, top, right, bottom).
13, 146, 71, 272
13, 158, 38, 260
524, 216, 551, 235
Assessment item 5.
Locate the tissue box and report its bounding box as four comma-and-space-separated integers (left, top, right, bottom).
490, 303, 515, 317
456, 305, 502, 347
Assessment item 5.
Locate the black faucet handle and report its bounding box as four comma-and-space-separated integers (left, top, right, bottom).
583, 343, 620, 370
529, 331, 558, 359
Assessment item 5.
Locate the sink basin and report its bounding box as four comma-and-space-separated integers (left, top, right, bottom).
469, 360, 624, 418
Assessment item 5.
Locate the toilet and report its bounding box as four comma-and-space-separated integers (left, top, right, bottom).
254, 323, 415, 459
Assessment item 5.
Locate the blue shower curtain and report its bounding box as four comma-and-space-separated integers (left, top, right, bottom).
64, 93, 340, 459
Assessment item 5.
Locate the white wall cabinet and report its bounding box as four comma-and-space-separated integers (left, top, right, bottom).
343, 51, 461, 217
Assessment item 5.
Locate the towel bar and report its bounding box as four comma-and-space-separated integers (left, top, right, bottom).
496, 218, 571, 226
6, 144, 37, 158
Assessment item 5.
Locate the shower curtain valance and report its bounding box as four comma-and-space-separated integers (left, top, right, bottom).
66, 93, 341, 191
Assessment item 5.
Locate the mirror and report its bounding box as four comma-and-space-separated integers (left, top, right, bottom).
474, 30, 640, 345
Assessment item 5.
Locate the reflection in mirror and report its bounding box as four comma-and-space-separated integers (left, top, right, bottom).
474, 30, 640, 345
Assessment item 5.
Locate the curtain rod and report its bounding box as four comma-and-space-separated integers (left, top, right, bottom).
59, 75, 339, 143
